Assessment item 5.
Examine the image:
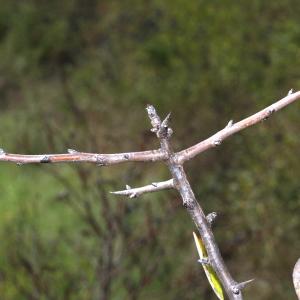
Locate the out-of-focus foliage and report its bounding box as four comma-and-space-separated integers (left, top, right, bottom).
0, 1, 299, 299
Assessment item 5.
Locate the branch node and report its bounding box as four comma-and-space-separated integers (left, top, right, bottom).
146, 105, 161, 134
183, 200, 195, 209
213, 139, 222, 146
232, 287, 240, 295
129, 192, 137, 198
123, 154, 130, 160
198, 258, 210, 266
146, 105, 172, 139
206, 212, 217, 225
263, 108, 276, 121
96, 155, 107, 166
151, 182, 158, 187
67, 149, 78, 154
41, 156, 50, 163
268, 108, 276, 115
158, 113, 172, 138
167, 127, 173, 138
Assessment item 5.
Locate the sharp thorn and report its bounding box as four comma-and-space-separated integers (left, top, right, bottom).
126, 185, 131, 190
226, 120, 234, 128
288, 89, 294, 95
161, 112, 171, 128
232, 278, 255, 293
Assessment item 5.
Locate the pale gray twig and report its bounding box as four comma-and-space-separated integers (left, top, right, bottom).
177, 91, 300, 163
110, 179, 174, 198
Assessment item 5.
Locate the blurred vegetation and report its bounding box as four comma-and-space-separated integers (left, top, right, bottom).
0, 1, 299, 299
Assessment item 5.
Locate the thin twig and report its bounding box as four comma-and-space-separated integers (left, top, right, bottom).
110, 179, 174, 198
0, 149, 166, 165
177, 91, 300, 164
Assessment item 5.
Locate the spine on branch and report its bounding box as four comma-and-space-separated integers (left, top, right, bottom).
0, 90, 299, 300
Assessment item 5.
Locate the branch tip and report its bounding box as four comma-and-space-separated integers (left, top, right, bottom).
146, 104, 161, 132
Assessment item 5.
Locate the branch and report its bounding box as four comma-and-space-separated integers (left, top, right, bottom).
0, 91, 299, 300
146, 105, 243, 300
0, 148, 166, 165
2, 91, 299, 167
110, 179, 174, 198
177, 91, 300, 163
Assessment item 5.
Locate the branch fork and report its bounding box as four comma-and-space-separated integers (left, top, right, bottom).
0, 91, 300, 300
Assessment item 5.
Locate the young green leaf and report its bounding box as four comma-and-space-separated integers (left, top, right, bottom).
193, 232, 224, 300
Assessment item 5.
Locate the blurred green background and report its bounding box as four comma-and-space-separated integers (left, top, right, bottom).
0, 1, 299, 299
